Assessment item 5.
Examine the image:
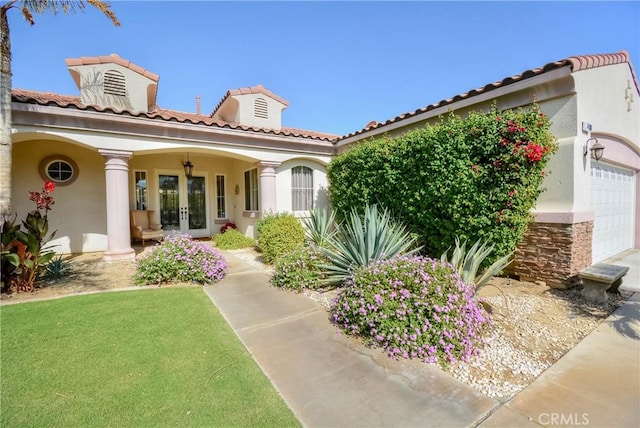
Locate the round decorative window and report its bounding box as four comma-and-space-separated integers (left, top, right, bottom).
39, 155, 79, 186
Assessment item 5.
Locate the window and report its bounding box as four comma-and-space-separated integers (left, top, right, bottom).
104, 70, 126, 96
216, 175, 226, 218
39, 155, 78, 186
244, 168, 259, 211
134, 171, 147, 210
254, 97, 268, 119
292, 166, 313, 211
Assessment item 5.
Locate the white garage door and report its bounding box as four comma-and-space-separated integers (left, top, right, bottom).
591, 162, 636, 263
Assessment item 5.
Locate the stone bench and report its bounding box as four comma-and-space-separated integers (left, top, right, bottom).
578, 263, 629, 304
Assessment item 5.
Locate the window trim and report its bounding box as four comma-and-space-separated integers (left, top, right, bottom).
215, 174, 227, 219
291, 165, 314, 212
133, 170, 148, 210
38, 155, 79, 186
244, 168, 259, 212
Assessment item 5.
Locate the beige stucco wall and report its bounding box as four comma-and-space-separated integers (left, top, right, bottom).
232, 93, 286, 130
12, 139, 107, 254
275, 159, 329, 214
68, 63, 156, 113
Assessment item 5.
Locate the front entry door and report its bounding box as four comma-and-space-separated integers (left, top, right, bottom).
158, 173, 209, 237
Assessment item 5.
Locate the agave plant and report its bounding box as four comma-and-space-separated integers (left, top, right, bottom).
441, 237, 512, 293
301, 207, 336, 247
320, 204, 421, 287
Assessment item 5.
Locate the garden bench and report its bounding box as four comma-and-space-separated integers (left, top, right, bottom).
578, 263, 629, 304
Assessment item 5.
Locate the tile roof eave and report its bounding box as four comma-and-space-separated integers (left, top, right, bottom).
11, 89, 337, 143
337, 51, 638, 143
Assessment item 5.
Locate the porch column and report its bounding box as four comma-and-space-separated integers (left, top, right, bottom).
99, 149, 135, 261
258, 161, 281, 214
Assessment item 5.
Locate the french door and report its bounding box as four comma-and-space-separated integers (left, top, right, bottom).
157, 172, 210, 237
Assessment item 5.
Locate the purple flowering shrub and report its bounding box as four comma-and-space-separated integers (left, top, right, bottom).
331, 255, 489, 366
135, 234, 228, 285
271, 244, 327, 291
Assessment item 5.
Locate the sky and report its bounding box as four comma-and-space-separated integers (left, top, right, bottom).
8, 0, 640, 136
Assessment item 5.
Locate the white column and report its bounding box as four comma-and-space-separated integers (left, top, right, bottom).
99, 149, 135, 261
258, 161, 281, 215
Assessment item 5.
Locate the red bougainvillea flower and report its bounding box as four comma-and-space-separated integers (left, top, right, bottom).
523, 142, 549, 162
44, 181, 55, 193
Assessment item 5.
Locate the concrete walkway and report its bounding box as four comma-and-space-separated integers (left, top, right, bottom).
205, 251, 640, 428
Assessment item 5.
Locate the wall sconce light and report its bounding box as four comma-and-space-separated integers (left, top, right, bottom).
234, 185, 240, 195
584, 137, 605, 161
182, 154, 194, 178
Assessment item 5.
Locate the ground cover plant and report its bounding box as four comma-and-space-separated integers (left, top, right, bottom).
256, 213, 305, 264
327, 105, 556, 265
271, 244, 327, 291
135, 233, 227, 285
331, 255, 489, 366
212, 228, 255, 250
0, 288, 300, 427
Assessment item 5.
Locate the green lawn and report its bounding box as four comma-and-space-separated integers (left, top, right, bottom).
0, 288, 299, 427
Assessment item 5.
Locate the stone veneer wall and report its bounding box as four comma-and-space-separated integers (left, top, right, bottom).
514, 221, 593, 288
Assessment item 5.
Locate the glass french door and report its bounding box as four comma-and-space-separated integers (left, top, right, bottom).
158, 173, 209, 237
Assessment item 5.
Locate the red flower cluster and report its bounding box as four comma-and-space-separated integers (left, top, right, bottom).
506, 120, 526, 134
28, 181, 56, 212
220, 222, 237, 233
523, 142, 549, 162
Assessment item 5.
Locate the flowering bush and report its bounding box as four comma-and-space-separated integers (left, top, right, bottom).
328, 104, 557, 266
220, 222, 237, 234
271, 244, 327, 291
1, 181, 57, 292
135, 234, 227, 285
212, 228, 255, 250
331, 255, 489, 366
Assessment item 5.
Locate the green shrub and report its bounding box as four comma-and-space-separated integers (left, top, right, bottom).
135, 234, 227, 285
212, 229, 255, 250
271, 244, 327, 291
320, 204, 421, 287
327, 105, 556, 265
331, 255, 489, 366
256, 213, 305, 264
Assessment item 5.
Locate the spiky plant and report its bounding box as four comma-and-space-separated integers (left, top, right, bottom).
320, 205, 421, 287
441, 237, 512, 293
301, 207, 336, 247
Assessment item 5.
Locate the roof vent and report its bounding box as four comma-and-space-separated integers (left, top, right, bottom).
104, 70, 126, 97
254, 97, 268, 119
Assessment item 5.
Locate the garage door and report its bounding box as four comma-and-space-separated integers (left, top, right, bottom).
591, 162, 636, 262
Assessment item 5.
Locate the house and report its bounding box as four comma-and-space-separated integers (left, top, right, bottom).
10, 54, 335, 261
336, 51, 639, 287
10, 51, 639, 286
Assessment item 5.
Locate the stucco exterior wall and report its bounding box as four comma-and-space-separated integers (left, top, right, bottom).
275, 159, 329, 214
68, 63, 156, 113
12, 140, 107, 254
232, 93, 286, 130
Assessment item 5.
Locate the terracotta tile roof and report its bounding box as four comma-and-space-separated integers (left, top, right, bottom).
212, 84, 290, 117
65, 54, 160, 82
339, 51, 639, 141
11, 89, 337, 142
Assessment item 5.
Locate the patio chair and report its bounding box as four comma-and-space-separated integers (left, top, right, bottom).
130, 210, 164, 247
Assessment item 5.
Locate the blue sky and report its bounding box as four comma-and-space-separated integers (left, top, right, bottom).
8, 1, 640, 136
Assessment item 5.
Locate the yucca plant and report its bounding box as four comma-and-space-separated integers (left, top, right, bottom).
301, 207, 336, 247
42, 255, 71, 281
320, 205, 421, 287
441, 237, 512, 294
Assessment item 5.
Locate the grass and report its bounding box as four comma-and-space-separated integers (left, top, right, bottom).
0, 288, 300, 427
